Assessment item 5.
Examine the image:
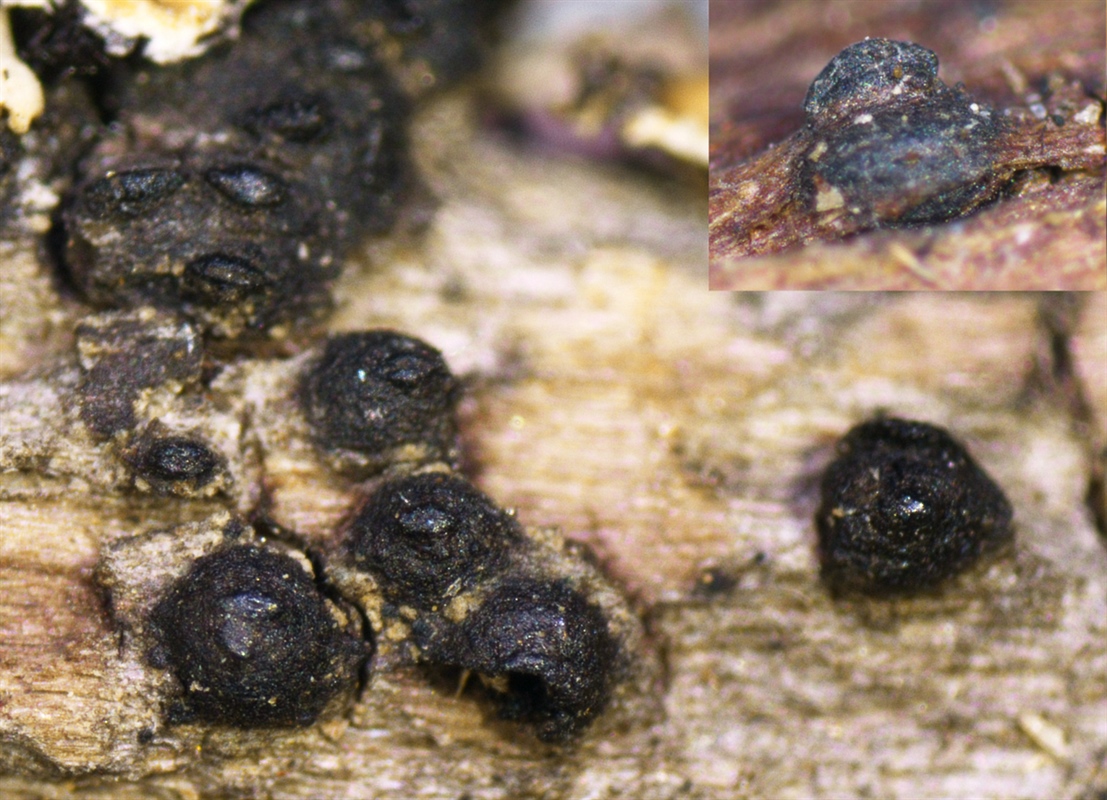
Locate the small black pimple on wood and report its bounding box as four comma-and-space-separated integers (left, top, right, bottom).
242, 95, 331, 143
816, 417, 1014, 594
80, 168, 185, 219
203, 164, 288, 208
349, 471, 522, 605
692, 566, 740, 599
128, 435, 221, 493
150, 545, 366, 727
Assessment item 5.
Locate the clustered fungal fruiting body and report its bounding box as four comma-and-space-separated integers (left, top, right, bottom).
149, 545, 367, 727
311, 344, 630, 743
62, 0, 410, 339
799, 38, 1007, 226
347, 470, 624, 743
51, 0, 518, 340
8, 0, 633, 748
118, 355, 630, 742
816, 417, 1014, 594
301, 332, 460, 470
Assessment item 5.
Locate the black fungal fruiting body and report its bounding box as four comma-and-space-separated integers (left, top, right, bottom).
349, 472, 521, 604
150, 545, 365, 727
11, 0, 630, 748
349, 471, 624, 742
139, 438, 215, 481
415, 579, 619, 742
126, 435, 222, 495
816, 417, 1014, 594
799, 38, 1006, 225
301, 331, 460, 467
62, 0, 410, 338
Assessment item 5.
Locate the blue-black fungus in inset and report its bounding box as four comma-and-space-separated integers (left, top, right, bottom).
800, 39, 1007, 224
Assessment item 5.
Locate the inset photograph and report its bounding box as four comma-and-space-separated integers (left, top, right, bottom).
709, 0, 1106, 289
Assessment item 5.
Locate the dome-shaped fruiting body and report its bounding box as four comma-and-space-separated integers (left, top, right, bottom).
816, 417, 1014, 594
64, 155, 333, 339
803, 39, 940, 124
414, 578, 620, 742
150, 545, 365, 727
301, 331, 459, 463
349, 472, 521, 604
800, 38, 1005, 225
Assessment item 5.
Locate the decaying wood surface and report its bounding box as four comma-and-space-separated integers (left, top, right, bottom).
709, 0, 1107, 290
2, 6, 1107, 800
3, 119, 1106, 795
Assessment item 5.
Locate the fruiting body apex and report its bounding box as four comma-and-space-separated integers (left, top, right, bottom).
349, 471, 521, 604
